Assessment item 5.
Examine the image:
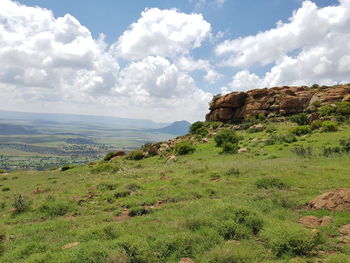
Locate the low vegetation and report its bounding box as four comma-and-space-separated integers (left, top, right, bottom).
1, 112, 350, 262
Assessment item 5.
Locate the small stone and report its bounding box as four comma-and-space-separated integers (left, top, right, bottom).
62, 242, 80, 250
238, 148, 248, 153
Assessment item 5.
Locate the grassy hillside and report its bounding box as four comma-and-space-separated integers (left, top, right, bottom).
1, 117, 350, 262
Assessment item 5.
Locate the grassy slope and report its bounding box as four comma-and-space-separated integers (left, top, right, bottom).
1, 121, 350, 262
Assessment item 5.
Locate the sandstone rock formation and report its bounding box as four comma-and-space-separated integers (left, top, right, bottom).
206, 85, 350, 122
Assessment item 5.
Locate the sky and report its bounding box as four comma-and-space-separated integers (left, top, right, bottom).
0, 0, 349, 122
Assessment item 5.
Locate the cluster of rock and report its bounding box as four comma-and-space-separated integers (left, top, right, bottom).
206, 85, 350, 122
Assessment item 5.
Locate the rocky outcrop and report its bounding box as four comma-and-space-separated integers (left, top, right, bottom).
206, 85, 350, 122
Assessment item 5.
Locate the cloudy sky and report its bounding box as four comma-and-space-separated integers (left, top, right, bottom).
0, 0, 349, 122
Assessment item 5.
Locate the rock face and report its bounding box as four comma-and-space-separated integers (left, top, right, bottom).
306, 188, 350, 211
206, 85, 350, 122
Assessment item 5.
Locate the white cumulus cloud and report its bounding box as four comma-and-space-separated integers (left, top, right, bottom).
219, 0, 350, 92
114, 8, 211, 60
0, 0, 213, 122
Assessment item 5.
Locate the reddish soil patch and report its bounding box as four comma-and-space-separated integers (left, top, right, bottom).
113, 208, 130, 221
299, 216, 333, 228
306, 188, 350, 211
178, 258, 195, 263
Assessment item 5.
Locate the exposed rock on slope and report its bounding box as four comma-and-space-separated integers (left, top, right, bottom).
206, 85, 350, 122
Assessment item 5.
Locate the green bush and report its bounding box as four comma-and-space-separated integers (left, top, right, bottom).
265, 133, 297, 145
221, 142, 239, 154
126, 150, 144, 160
214, 129, 239, 146
312, 101, 321, 107
40, 200, 71, 217
195, 126, 209, 137
322, 121, 338, 132
311, 83, 320, 89
335, 101, 350, 117
0, 225, 5, 255
310, 120, 322, 130
217, 220, 250, 240
189, 121, 205, 134
90, 163, 120, 173
319, 105, 335, 116
289, 113, 308, 125
290, 125, 311, 136
218, 207, 263, 237
262, 223, 322, 257
0, 169, 5, 174
323, 145, 342, 157
2, 187, 10, 192
103, 151, 125, 161
291, 145, 313, 158
339, 137, 350, 152
255, 177, 288, 189
12, 195, 31, 214
174, 141, 195, 155
60, 165, 72, 171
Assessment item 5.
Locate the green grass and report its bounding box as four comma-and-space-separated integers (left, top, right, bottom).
0, 121, 350, 262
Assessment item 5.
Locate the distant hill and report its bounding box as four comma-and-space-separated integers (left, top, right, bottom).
148, 120, 191, 136
0, 123, 39, 135
0, 110, 169, 129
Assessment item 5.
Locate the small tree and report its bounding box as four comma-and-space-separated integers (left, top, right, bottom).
214, 129, 239, 146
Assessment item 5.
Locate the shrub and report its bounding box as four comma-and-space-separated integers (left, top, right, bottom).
310, 120, 322, 130
103, 151, 126, 161
335, 101, 350, 117
12, 195, 31, 214
195, 127, 209, 137
255, 177, 288, 189
0, 169, 5, 174
214, 129, 239, 146
220, 142, 239, 154
311, 83, 320, 89
217, 220, 250, 240
339, 137, 350, 152
322, 145, 342, 157
60, 165, 72, 171
189, 121, 205, 134
290, 125, 311, 136
0, 225, 5, 255
2, 187, 10, 192
126, 150, 144, 160
322, 121, 338, 132
90, 163, 120, 173
289, 113, 308, 125
174, 141, 195, 155
319, 105, 335, 116
291, 145, 313, 158
218, 207, 264, 237
40, 200, 71, 217
262, 223, 322, 257
312, 101, 321, 107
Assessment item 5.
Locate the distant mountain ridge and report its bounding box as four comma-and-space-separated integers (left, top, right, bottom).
0, 110, 169, 129
148, 120, 191, 136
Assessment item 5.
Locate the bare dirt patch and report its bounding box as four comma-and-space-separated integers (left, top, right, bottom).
306, 188, 350, 211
